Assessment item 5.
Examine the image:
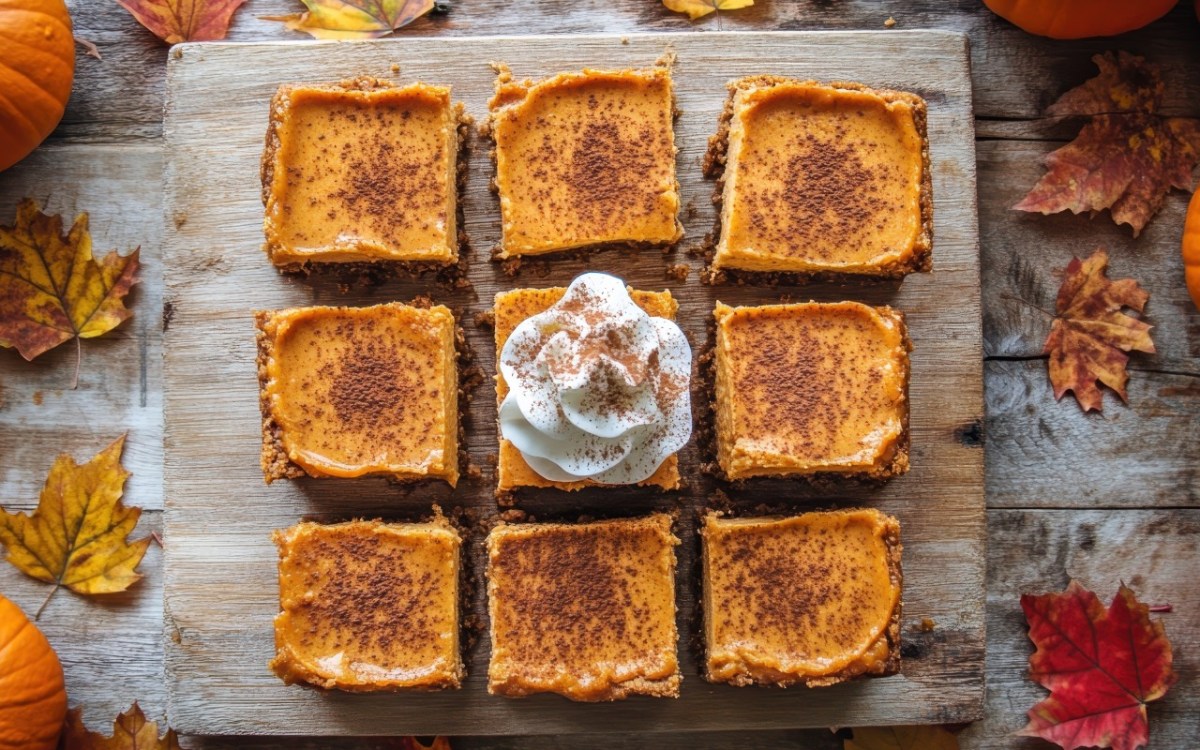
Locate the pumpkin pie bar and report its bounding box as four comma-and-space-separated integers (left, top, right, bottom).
487, 66, 683, 258
705, 76, 932, 281
701, 508, 902, 687
270, 515, 463, 691
713, 301, 910, 481
493, 286, 681, 493
261, 77, 466, 270
256, 302, 459, 485
486, 514, 681, 701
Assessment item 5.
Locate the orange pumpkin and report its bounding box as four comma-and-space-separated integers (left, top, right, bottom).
1184, 190, 1200, 311
0, 594, 67, 750
0, 0, 75, 173
982, 0, 1177, 39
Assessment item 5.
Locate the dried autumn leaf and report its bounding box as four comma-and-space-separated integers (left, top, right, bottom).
1014, 52, 1200, 236
1043, 249, 1155, 412
663, 0, 754, 21
62, 702, 182, 750
0, 435, 150, 618
845, 725, 959, 750
1021, 581, 1176, 750
114, 0, 248, 44
0, 199, 139, 389
264, 0, 434, 40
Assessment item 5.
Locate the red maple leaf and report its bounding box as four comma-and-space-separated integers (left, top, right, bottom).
1014, 51, 1200, 236
1043, 249, 1154, 413
1020, 581, 1176, 750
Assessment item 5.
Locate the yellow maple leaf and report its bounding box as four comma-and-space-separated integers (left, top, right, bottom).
845, 725, 960, 750
61, 702, 182, 750
0, 435, 151, 618
663, 0, 754, 21
264, 0, 434, 40
0, 199, 140, 388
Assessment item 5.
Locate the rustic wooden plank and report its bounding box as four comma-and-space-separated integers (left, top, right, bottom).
161, 31, 984, 735
0, 511, 165, 728
960, 509, 1200, 750
977, 139, 1200, 372
58, 2, 1200, 141
985, 360, 1200, 509
0, 142, 164, 511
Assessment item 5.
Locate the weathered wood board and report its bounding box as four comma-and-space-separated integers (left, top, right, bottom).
162, 31, 984, 736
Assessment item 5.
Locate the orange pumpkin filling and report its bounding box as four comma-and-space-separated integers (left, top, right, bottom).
701, 509, 902, 687
488, 66, 683, 257
713, 301, 910, 480
256, 302, 459, 485
261, 78, 462, 267
271, 517, 463, 691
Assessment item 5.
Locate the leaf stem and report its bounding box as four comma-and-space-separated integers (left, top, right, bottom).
1149, 603, 1173, 613
72, 336, 80, 390
35, 583, 59, 620
1001, 293, 1054, 318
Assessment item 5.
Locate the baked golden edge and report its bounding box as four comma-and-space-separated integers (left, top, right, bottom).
701, 509, 902, 688
254, 305, 464, 486
482, 64, 684, 261
701, 75, 933, 284
711, 304, 911, 483
270, 515, 465, 692
260, 77, 471, 278
485, 515, 682, 700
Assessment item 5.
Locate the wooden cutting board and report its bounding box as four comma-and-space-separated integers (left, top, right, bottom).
162, 30, 984, 736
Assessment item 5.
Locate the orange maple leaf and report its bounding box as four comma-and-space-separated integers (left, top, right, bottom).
1021, 582, 1176, 750
61, 702, 182, 749
264, 0, 434, 40
115, 0, 247, 44
0, 435, 151, 618
1043, 249, 1154, 413
0, 199, 139, 388
1014, 52, 1200, 236
663, 0, 754, 21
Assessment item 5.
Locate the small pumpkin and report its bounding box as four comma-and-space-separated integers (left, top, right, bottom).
0, 594, 67, 750
1184, 190, 1200, 311
0, 0, 75, 173
982, 0, 1176, 39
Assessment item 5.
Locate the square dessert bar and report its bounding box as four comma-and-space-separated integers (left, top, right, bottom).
271, 516, 463, 691
701, 508, 902, 687
261, 77, 465, 269
713, 301, 910, 481
486, 514, 681, 701
256, 302, 459, 485
487, 66, 683, 258
493, 286, 681, 493
707, 76, 932, 280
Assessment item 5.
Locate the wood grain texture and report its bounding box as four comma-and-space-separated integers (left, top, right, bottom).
161, 31, 984, 735
56, 1, 1200, 142
0, 143, 164, 512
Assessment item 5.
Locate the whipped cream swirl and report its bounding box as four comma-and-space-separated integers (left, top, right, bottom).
499, 273, 692, 484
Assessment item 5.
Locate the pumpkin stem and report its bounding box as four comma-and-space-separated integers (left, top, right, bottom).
35, 583, 60, 620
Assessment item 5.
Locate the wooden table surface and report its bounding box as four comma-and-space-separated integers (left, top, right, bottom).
0, 1, 1197, 748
